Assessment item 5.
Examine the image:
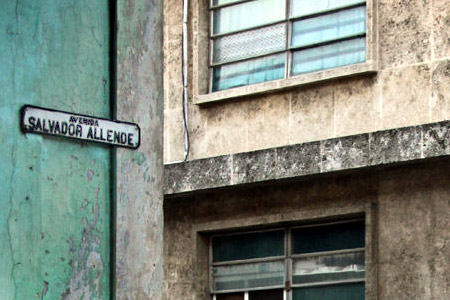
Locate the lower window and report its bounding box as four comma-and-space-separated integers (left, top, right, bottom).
211, 220, 365, 300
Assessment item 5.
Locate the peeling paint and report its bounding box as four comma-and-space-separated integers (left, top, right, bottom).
1, 1, 111, 299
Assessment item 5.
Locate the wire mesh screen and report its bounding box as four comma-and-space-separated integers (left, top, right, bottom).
213, 23, 286, 64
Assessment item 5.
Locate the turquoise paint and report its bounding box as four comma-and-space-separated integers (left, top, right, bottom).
1, 1, 111, 299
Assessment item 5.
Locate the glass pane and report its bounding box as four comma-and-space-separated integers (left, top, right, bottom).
293, 252, 365, 284
291, 38, 365, 76
213, 0, 286, 35
291, 221, 365, 254
293, 282, 365, 300
290, 0, 365, 17
216, 292, 245, 300
212, 53, 285, 92
291, 6, 366, 48
213, 230, 285, 262
213, 261, 285, 291
249, 289, 284, 300
213, 23, 286, 64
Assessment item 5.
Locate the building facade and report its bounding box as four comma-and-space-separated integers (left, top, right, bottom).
1, 1, 163, 299
163, 0, 450, 300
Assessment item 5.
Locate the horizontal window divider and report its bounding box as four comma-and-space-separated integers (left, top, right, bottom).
290, 248, 365, 259
211, 20, 286, 39
288, 2, 366, 21
209, 0, 257, 11
211, 49, 286, 67
213, 285, 285, 294
213, 256, 285, 266
290, 218, 364, 230
289, 33, 366, 51
214, 271, 284, 278
291, 278, 365, 289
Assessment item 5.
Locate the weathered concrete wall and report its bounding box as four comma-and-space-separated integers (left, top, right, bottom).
163, 160, 450, 299
163, 0, 450, 162
115, 0, 164, 299
0, 1, 111, 299
164, 120, 450, 195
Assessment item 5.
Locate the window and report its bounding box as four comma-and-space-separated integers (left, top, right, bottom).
209, 0, 367, 92
210, 220, 365, 300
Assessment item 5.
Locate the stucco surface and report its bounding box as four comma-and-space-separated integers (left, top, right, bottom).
115, 0, 164, 299
163, 160, 450, 300
163, 0, 450, 162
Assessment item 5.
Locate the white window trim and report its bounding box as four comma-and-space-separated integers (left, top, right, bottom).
192, 0, 378, 105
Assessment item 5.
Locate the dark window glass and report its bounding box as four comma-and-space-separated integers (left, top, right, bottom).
216, 292, 245, 300
249, 288, 284, 300
292, 221, 364, 254
213, 230, 285, 262
293, 282, 364, 300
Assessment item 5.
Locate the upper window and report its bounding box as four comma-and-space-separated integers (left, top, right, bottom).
209, 0, 367, 92
210, 220, 365, 300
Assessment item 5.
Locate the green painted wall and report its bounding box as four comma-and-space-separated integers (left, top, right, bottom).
1, 0, 111, 299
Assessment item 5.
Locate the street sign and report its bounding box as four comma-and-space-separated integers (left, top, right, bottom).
21, 105, 140, 149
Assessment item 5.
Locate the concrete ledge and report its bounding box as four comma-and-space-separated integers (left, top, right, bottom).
194, 62, 377, 104
164, 121, 450, 196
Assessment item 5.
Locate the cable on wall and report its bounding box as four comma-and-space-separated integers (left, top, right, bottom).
182, 0, 190, 161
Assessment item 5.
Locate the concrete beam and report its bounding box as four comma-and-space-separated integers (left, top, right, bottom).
165, 121, 450, 196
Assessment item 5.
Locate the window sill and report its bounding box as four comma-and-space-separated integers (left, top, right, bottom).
194, 61, 377, 105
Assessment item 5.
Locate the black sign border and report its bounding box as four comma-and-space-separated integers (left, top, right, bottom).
20, 105, 141, 149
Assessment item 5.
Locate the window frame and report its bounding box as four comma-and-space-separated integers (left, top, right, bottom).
209, 218, 367, 300
192, 0, 377, 104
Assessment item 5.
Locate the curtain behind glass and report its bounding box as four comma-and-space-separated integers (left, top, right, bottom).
290, 0, 365, 17
213, 0, 285, 35
291, 6, 366, 48
212, 54, 286, 91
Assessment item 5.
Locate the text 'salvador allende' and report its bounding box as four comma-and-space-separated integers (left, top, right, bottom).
26, 115, 135, 146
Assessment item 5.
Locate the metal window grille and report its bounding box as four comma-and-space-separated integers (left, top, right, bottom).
210, 219, 366, 300
209, 0, 367, 92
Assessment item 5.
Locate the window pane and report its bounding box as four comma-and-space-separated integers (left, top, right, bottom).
291, 38, 365, 75
213, 23, 286, 64
293, 251, 365, 284
213, 261, 285, 291
291, 6, 366, 48
291, 221, 365, 254
212, 0, 286, 35
290, 0, 365, 17
293, 282, 365, 300
213, 230, 285, 262
212, 54, 285, 92
216, 292, 245, 300
249, 289, 284, 300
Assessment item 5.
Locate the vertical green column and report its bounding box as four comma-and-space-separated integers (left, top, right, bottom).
1, 1, 111, 299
